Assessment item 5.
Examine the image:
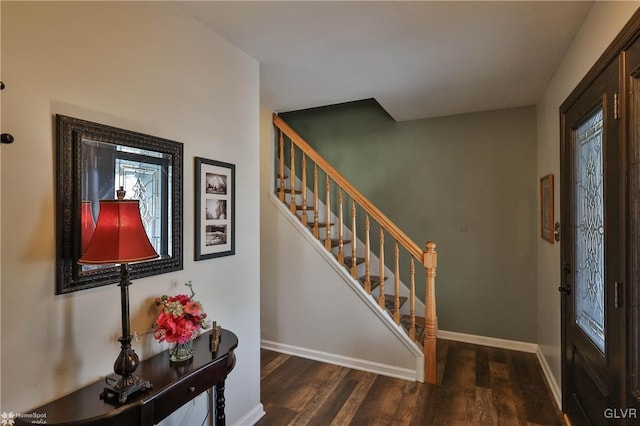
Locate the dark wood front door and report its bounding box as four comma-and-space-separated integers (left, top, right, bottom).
625, 33, 640, 419
560, 57, 625, 425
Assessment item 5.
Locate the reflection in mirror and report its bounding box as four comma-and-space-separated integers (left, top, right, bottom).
81, 200, 96, 252
56, 115, 183, 294
81, 139, 172, 263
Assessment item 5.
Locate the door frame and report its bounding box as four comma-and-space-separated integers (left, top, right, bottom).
560, 59, 625, 425
559, 8, 640, 421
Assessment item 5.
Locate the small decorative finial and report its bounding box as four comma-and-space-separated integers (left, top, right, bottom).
116, 186, 126, 200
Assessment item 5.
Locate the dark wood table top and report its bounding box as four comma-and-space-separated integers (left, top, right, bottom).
15, 329, 238, 425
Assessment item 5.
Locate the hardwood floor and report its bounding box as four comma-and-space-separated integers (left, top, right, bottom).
256, 339, 564, 425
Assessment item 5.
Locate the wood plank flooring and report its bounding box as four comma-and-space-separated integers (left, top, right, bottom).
256, 339, 563, 426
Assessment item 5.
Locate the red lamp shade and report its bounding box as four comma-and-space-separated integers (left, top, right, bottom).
81, 201, 96, 252
79, 199, 158, 264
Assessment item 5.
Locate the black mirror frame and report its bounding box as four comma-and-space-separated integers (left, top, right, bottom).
55, 115, 183, 294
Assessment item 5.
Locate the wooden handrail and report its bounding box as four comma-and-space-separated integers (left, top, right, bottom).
273, 113, 424, 262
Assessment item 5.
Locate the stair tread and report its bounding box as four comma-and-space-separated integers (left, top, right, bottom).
343, 256, 365, 265
276, 188, 303, 194
296, 205, 314, 211
358, 275, 387, 291
384, 294, 408, 311
308, 221, 333, 228
330, 239, 352, 248
401, 314, 426, 342
401, 314, 425, 326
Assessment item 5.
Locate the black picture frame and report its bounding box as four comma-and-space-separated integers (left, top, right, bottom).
55, 115, 184, 294
195, 157, 235, 260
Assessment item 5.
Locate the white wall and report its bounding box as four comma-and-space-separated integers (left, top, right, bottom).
0, 2, 261, 423
537, 0, 639, 399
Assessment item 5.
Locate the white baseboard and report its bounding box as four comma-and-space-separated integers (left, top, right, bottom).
235, 403, 265, 426
536, 347, 562, 410
261, 339, 419, 381
437, 329, 538, 353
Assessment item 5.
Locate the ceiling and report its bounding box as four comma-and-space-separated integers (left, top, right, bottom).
180, 1, 593, 121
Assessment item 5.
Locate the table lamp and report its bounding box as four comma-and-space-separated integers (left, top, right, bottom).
79, 187, 158, 404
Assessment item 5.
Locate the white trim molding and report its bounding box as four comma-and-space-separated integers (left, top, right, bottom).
234, 403, 265, 426
437, 329, 538, 353
261, 339, 420, 382
536, 347, 562, 410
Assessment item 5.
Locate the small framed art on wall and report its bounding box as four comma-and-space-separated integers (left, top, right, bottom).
195, 157, 235, 260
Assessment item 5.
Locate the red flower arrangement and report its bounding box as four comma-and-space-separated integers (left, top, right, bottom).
152, 284, 209, 345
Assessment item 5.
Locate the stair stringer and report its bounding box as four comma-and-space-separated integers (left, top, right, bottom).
267, 193, 425, 382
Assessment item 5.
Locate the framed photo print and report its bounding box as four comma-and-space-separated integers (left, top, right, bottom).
540, 174, 554, 244
195, 157, 235, 260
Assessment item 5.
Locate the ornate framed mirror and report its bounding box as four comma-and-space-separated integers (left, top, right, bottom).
56, 115, 183, 294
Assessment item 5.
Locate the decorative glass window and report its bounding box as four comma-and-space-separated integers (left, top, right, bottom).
574, 107, 605, 353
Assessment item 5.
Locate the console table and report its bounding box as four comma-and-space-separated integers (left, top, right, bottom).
15, 329, 238, 426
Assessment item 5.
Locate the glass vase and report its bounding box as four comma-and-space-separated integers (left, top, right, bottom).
169, 340, 194, 362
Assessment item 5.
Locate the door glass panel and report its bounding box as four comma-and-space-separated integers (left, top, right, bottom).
574, 107, 605, 353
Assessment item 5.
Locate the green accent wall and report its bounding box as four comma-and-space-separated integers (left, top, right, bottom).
281, 100, 538, 343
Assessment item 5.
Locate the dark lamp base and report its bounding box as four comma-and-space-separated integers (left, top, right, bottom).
101, 374, 152, 404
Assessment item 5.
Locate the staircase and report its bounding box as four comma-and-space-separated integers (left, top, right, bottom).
272, 113, 438, 384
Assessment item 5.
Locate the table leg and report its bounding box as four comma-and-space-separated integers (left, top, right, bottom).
215, 381, 226, 426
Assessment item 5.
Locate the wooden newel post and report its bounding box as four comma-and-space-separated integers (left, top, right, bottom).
423, 241, 437, 384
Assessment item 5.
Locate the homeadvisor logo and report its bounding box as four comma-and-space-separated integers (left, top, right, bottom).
1, 411, 47, 425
